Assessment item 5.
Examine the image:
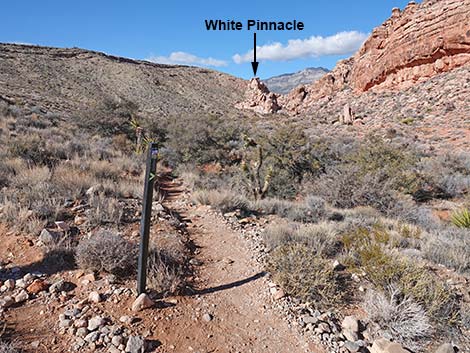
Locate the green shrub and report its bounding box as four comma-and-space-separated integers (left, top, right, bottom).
267, 243, 344, 306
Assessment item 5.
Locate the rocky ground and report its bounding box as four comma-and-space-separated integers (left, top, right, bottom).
0, 178, 321, 353
1, 169, 468, 353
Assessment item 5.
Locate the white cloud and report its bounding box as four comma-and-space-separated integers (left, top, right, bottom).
233, 31, 368, 63
147, 51, 227, 67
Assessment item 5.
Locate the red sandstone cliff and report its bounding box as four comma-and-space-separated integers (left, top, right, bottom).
238, 0, 470, 115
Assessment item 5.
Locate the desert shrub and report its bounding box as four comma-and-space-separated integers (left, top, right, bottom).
267, 243, 344, 306
193, 189, 249, 213
252, 198, 291, 216
88, 160, 122, 181
305, 195, 327, 218
292, 223, 340, 257
75, 231, 137, 277
0, 341, 19, 353
42, 235, 77, 270
8, 132, 68, 166
263, 222, 339, 257
147, 247, 185, 296
76, 97, 139, 137
87, 192, 123, 226
343, 229, 456, 324
262, 223, 296, 250
450, 208, 470, 228
460, 302, 470, 329
419, 153, 470, 198
163, 113, 246, 166
52, 162, 97, 199
423, 227, 470, 274
0, 198, 46, 234
307, 136, 425, 217
364, 287, 432, 351
252, 196, 326, 223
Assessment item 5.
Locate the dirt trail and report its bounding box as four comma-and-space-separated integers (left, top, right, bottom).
155, 178, 322, 353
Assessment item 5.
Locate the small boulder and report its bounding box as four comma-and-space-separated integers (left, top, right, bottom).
202, 313, 213, 322
0, 296, 14, 308
14, 290, 29, 303
272, 288, 285, 300
88, 291, 102, 303
341, 315, 360, 341
131, 293, 154, 312
39, 229, 61, 244
435, 344, 455, 353
26, 279, 49, 294
87, 316, 105, 331
4, 279, 15, 290
370, 339, 409, 353
125, 335, 145, 353
84, 331, 100, 343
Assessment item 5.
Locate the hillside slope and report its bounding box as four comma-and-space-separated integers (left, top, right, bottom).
0, 44, 246, 116
263, 67, 329, 95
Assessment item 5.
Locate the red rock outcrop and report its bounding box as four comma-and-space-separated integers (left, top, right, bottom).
236, 78, 281, 114
352, 0, 470, 92
279, 0, 470, 115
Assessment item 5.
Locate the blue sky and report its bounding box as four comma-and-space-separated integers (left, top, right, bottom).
0, 0, 417, 79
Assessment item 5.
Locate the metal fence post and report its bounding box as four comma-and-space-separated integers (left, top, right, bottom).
137, 142, 158, 295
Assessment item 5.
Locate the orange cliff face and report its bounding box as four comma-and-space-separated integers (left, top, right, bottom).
351, 0, 470, 93
238, 0, 470, 115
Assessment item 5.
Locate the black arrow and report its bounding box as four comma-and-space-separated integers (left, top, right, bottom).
251, 32, 259, 77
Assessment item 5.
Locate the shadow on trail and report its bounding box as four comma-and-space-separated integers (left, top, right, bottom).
190, 271, 267, 296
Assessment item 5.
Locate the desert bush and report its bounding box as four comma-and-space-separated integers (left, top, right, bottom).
267, 243, 344, 306
450, 208, 470, 228
52, 162, 97, 199
262, 223, 296, 250
87, 192, 123, 226
147, 247, 185, 296
419, 153, 470, 198
193, 189, 249, 213
75, 231, 137, 277
364, 287, 432, 351
251, 198, 291, 216
88, 160, 122, 181
76, 97, 139, 137
0, 341, 19, 353
252, 196, 326, 223
263, 222, 339, 257
42, 235, 77, 270
163, 113, 246, 166
423, 227, 470, 274
342, 226, 458, 323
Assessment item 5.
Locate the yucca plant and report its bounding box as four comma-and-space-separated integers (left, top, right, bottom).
450, 208, 470, 228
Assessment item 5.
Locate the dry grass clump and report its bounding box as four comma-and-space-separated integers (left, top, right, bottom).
147, 248, 185, 297
364, 287, 432, 351
75, 231, 137, 277
193, 189, 249, 213
42, 235, 77, 270
423, 227, 470, 274
0, 341, 19, 353
267, 243, 344, 307
147, 233, 187, 296
263, 222, 339, 257
87, 192, 123, 226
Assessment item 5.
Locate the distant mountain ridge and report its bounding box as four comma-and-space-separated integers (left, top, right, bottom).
263, 67, 329, 95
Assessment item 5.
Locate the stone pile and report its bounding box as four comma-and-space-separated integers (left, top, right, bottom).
57, 304, 146, 352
